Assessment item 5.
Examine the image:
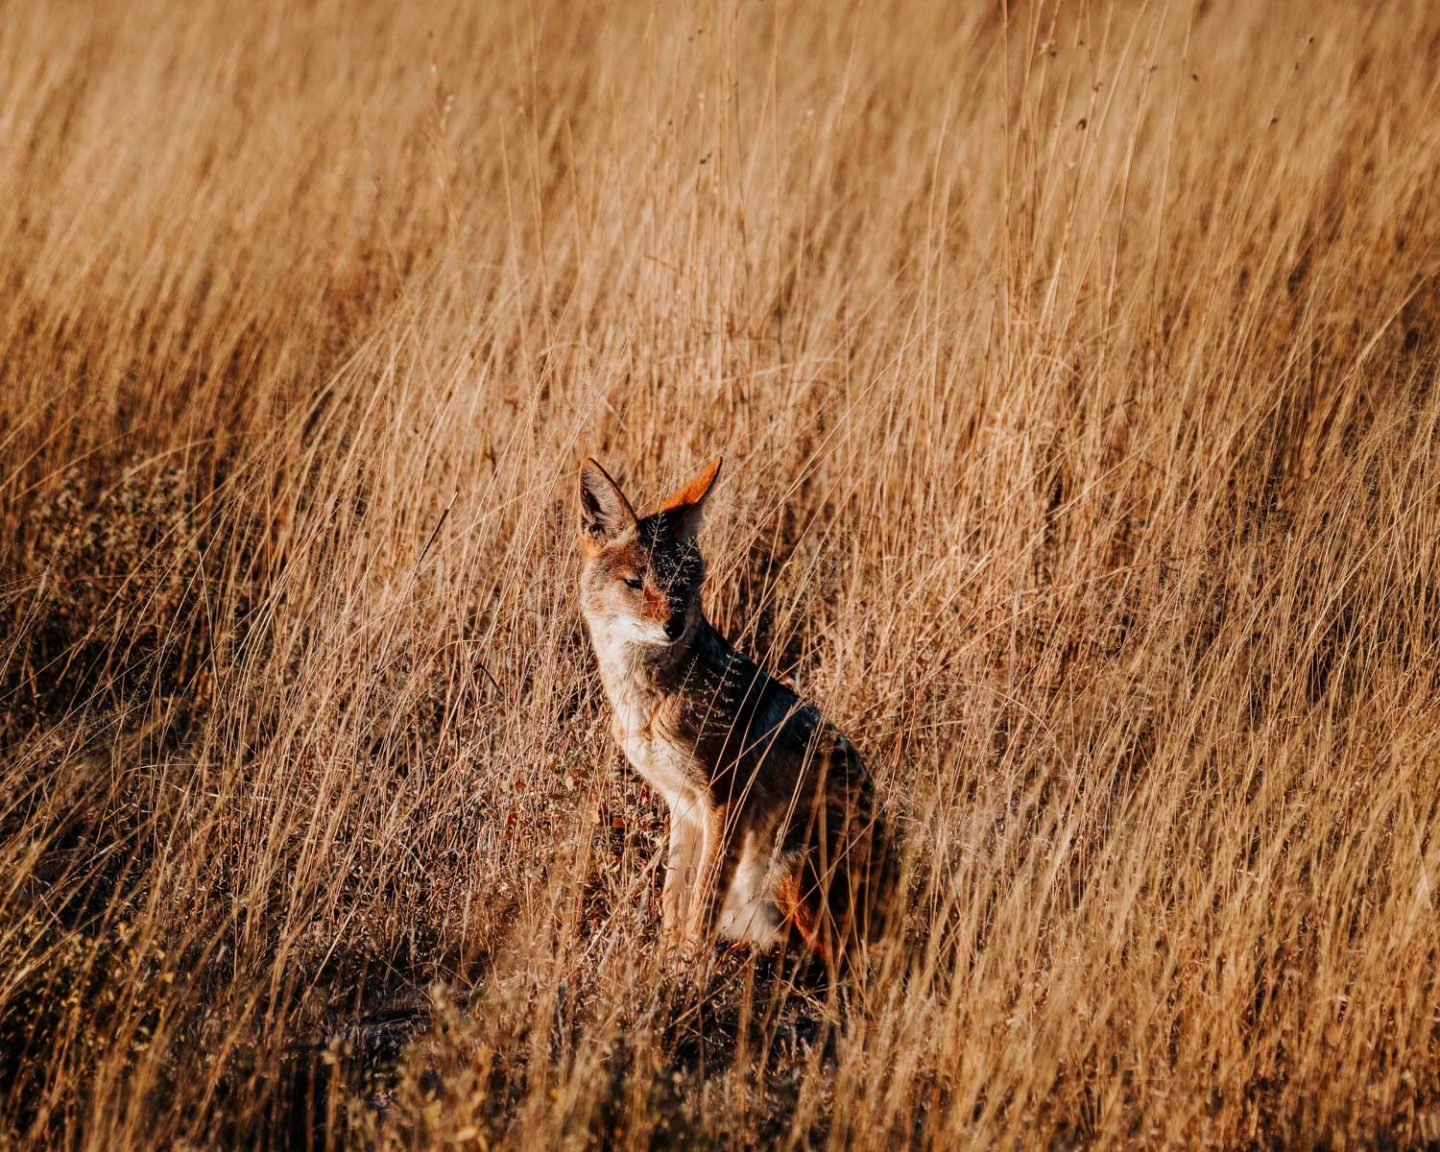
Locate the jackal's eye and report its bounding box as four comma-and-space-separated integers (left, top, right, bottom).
623, 576, 643, 591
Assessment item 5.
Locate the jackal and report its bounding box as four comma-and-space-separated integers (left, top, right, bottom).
578, 456, 896, 968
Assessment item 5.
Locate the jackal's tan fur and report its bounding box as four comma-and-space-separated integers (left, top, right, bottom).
578, 457, 896, 967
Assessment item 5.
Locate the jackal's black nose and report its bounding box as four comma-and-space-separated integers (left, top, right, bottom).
664, 615, 686, 641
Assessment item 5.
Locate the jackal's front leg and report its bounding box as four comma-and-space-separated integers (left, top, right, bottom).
662, 806, 704, 945
682, 805, 735, 949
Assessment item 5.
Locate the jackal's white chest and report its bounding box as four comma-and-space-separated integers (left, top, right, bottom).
588, 636, 702, 812
610, 702, 702, 813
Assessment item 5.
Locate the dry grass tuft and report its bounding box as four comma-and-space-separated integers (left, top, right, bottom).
2, 0, 1440, 1147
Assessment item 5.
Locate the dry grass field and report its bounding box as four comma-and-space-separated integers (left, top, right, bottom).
3, 0, 1440, 1147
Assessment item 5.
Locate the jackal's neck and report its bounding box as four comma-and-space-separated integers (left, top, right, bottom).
586, 612, 729, 702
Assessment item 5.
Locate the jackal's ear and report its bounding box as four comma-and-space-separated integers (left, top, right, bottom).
579, 458, 637, 544
658, 457, 722, 542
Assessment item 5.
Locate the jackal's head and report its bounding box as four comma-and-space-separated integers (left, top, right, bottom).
578, 457, 721, 650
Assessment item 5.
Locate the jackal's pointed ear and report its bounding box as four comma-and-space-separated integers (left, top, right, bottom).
658, 457, 722, 542
579, 458, 637, 544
